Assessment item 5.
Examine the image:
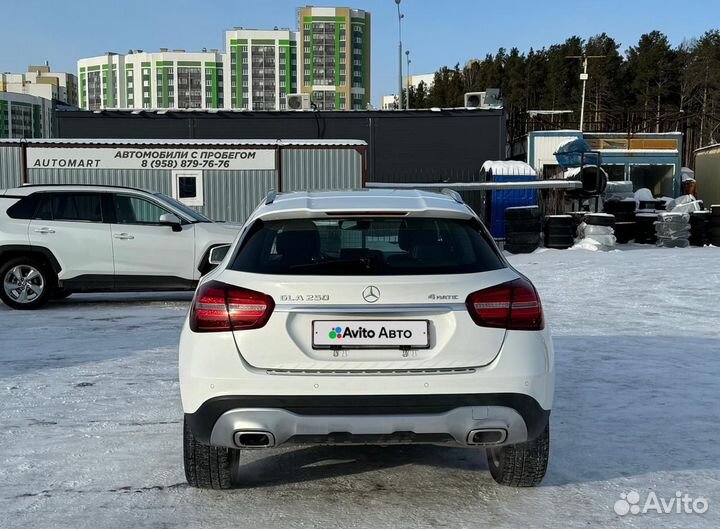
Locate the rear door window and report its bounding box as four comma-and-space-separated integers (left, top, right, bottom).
6, 194, 40, 219
230, 217, 504, 275
31, 193, 104, 223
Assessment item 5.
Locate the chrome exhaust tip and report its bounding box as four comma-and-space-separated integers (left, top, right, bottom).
466, 428, 507, 446
233, 431, 275, 448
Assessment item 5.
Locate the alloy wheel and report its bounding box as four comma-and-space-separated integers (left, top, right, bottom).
3, 265, 45, 304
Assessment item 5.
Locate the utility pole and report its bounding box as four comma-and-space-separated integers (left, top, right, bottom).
395, 0, 404, 110
406, 49, 411, 110
567, 54, 605, 131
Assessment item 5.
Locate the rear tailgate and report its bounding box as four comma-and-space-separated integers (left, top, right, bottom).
224, 268, 518, 371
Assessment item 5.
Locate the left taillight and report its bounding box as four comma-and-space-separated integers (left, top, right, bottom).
465, 277, 544, 331
190, 281, 275, 333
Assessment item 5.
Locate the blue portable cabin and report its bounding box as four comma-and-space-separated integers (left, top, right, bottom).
481, 161, 538, 239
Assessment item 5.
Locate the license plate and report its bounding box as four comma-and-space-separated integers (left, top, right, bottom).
312, 320, 430, 349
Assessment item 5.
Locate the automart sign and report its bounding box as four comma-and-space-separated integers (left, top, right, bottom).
27, 147, 277, 171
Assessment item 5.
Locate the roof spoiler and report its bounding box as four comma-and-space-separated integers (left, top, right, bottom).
441, 188, 464, 204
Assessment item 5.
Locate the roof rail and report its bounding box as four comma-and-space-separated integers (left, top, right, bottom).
441, 188, 464, 204
265, 190, 277, 205
18, 183, 148, 192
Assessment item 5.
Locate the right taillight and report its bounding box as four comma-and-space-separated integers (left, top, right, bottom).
465, 278, 544, 331
190, 281, 275, 333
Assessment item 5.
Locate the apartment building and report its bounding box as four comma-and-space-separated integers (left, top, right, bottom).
78, 50, 224, 110
225, 29, 298, 110
77, 6, 370, 111
298, 7, 371, 110
0, 92, 53, 138
0, 64, 78, 106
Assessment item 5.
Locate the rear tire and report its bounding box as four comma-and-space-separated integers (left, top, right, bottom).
504, 243, 539, 254
585, 214, 616, 227
183, 417, 240, 489
506, 232, 540, 245
505, 206, 541, 220
0, 257, 53, 310
487, 423, 549, 487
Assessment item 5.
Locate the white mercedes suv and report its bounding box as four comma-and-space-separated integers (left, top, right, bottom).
0, 184, 241, 309
179, 189, 554, 489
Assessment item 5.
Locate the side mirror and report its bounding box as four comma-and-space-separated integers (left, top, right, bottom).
159, 213, 182, 232
208, 244, 232, 265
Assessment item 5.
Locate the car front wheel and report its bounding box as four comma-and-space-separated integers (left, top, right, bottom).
0, 257, 53, 310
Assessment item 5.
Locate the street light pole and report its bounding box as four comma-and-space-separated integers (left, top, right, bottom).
579, 56, 588, 132
405, 49, 411, 110
395, 0, 403, 110
567, 54, 605, 132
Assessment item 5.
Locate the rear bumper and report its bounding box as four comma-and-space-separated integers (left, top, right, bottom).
186, 393, 550, 448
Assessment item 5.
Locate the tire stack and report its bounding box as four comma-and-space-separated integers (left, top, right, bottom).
504, 206, 541, 254
575, 213, 617, 250
544, 215, 574, 249
689, 211, 711, 247
655, 212, 690, 248
712, 205, 720, 247
635, 213, 659, 244
603, 200, 636, 244
638, 199, 666, 211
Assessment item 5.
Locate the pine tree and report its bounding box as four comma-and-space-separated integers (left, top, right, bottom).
421, 28, 720, 153
626, 31, 676, 131
584, 34, 624, 131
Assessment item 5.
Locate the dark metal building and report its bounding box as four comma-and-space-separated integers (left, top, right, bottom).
55, 109, 506, 184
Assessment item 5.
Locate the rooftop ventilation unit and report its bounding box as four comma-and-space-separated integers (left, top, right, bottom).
287, 93, 311, 111
464, 89, 502, 108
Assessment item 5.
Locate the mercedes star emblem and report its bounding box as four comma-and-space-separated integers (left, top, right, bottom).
362, 285, 380, 303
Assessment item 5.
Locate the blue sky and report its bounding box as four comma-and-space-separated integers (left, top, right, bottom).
2, 0, 718, 105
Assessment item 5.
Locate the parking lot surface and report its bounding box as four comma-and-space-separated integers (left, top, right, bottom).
1, 247, 719, 529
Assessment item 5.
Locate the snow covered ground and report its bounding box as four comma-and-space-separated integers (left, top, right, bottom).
1, 246, 719, 529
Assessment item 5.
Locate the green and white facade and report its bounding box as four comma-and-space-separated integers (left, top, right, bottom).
78, 50, 224, 110
0, 92, 53, 139
77, 6, 370, 111
225, 29, 298, 110
299, 7, 371, 110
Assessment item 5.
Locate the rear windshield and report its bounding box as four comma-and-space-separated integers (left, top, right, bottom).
230, 217, 504, 275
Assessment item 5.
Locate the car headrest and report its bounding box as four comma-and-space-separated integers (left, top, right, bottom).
398, 220, 439, 251
276, 220, 321, 257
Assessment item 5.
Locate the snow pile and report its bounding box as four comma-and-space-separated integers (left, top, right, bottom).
481, 160, 537, 177
634, 187, 654, 202
655, 212, 690, 248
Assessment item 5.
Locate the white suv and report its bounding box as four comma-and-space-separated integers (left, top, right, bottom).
0, 184, 241, 309
180, 189, 554, 489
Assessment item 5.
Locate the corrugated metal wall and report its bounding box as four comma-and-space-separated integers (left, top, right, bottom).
529, 133, 582, 175
27, 168, 173, 195
12, 145, 366, 224
0, 146, 23, 190
195, 170, 277, 222
282, 148, 363, 192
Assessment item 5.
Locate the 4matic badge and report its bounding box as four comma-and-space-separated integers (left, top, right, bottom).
428, 293, 459, 300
